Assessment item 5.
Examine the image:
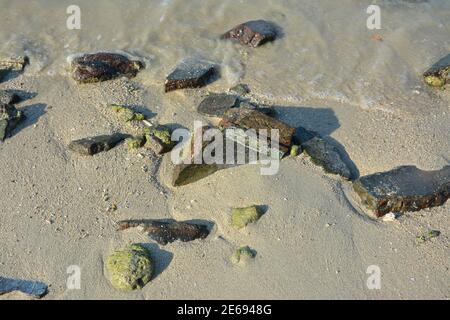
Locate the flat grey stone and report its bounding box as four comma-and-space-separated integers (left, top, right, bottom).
0, 277, 48, 298
165, 58, 217, 92
197, 93, 239, 117
68, 133, 126, 156
353, 166, 450, 217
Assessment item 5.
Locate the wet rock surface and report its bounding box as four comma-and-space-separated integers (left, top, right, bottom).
197, 93, 240, 117
221, 20, 278, 47
165, 58, 217, 92
118, 220, 210, 245
69, 52, 144, 84
353, 166, 450, 217
106, 244, 153, 291
423, 54, 450, 87
0, 103, 25, 142
0, 277, 48, 298
68, 133, 127, 156
231, 206, 262, 229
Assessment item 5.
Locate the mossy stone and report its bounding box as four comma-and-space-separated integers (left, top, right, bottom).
231, 206, 261, 229
106, 244, 153, 291
110, 104, 145, 122
290, 145, 300, 157
126, 135, 146, 151
230, 246, 256, 265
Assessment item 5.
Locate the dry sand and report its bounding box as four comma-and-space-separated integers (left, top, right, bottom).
0, 0, 449, 299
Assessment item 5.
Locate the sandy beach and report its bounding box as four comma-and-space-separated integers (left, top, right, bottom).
0, 0, 449, 300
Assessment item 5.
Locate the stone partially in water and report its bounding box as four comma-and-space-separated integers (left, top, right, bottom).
423, 54, 450, 87
353, 166, 450, 217
231, 206, 262, 229
106, 244, 153, 291
0, 277, 48, 299
0, 104, 25, 141
230, 246, 256, 265
300, 131, 352, 180
221, 20, 278, 47
68, 133, 126, 156
165, 58, 217, 92
0, 90, 21, 105
69, 52, 144, 84
197, 93, 240, 117
117, 220, 210, 245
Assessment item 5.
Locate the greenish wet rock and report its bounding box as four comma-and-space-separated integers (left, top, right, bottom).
354, 166, 450, 218
143, 125, 175, 155
106, 244, 153, 291
70, 52, 144, 84
230, 246, 256, 265
423, 54, 450, 88
68, 133, 126, 156
290, 145, 300, 157
110, 104, 145, 122
126, 135, 146, 151
231, 206, 262, 229
0, 103, 25, 141
165, 58, 217, 92
302, 135, 352, 180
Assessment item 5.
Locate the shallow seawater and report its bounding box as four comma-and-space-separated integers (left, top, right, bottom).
0, 0, 449, 112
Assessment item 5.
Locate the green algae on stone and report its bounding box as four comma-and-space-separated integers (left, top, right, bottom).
231, 206, 262, 229
143, 125, 175, 155
290, 145, 300, 157
230, 246, 256, 265
106, 244, 153, 291
110, 104, 145, 123
423, 54, 450, 88
126, 135, 146, 151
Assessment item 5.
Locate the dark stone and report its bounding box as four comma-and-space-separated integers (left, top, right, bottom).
353, 166, 450, 217
165, 58, 217, 92
221, 20, 278, 47
117, 220, 211, 245
219, 108, 295, 149
299, 128, 352, 180
0, 104, 25, 141
197, 93, 240, 117
0, 90, 21, 105
0, 277, 48, 298
68, 133, 126, 156
70, 52, 144, 84
0, 69, 7, 82
423, 54, 450, 88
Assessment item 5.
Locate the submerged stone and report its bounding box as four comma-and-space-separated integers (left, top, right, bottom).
230, 246, 256, 265
353, 166, 450, 217
197, 93, 240, 117
0, 277, 48, 299
69, 52, 144, 83
165, 58, 217, 92
0, 103, 25, 141
106, 244, 153, 291
221, 20, 278, 47
299, 129, 352, 180
423, 54, 450, 88
118, 220, 210, 245
68, 133, 126, 156
231, 206, 262, 229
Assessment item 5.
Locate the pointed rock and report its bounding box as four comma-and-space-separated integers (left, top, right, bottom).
118, 220, 210, 245
165, 58, 217, 92
353, 166, 450, 217
221, 20, 278, 47
69, 52, 144, 83
68, 133, 126, 156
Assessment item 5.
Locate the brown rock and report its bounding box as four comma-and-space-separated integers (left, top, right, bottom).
353, 166, 450, 217
221, 20, 278, 47
165, 58, 217, 92
68, 133, 126, 156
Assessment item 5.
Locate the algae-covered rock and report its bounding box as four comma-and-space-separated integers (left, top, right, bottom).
69, 52, 144, 83
165, 58, 217, 92
126, 135, 146, 151
143, 125, 175, 155
290, 145, 300, 157
68, 133, 126, 156
230, 246, 256, 265
221, 20, 278, 47
231, 206, 262, 229
110, 104, 145, 122
353, 166, 450, 218
0, 103, 25, 141
106, 244, 153, 291
423, 54, 450, 88
118, 219, 211, 245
